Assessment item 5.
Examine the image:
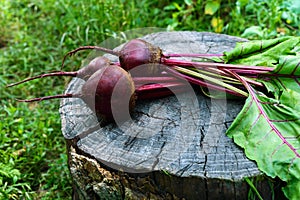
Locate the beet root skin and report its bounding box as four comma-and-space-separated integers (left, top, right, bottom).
81, 65, 136, 122
119, 39, 162, 74
77, 56, 111, 80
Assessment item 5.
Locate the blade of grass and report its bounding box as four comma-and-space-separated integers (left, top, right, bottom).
245, 177, 264, 200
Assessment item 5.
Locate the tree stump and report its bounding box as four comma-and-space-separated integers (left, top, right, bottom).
60, 31, 286, 200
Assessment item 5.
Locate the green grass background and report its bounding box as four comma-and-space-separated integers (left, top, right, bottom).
0, 0, 299, 199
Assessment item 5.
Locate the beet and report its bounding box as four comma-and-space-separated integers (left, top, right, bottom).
7, 56, 111, 87
10, 39, 195, 125
18, 65, 136, 123
77, 56, 111, 80
119, 39, 162, 73
80, 65, 136, 122
61, 39, 163, 74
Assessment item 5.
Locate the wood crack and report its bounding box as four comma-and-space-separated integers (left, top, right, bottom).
151, 141, 166, 171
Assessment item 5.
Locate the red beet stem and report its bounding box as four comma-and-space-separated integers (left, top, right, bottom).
135, 82, 184, 92
133, 76, 179, 87
61, 46, 119, 69
136, 87, 185, 100
228, 69, 270, 75
163, 53, 223, 58
165, 67, 246, 97
135, 82, 186, 100
16, 93, 81, 102
162, 58, 274, 72
238, 76, 263, 87
7, 71, 77, 87
16, 82, 184, 103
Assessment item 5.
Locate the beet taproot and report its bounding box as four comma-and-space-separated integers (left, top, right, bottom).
119, 39, 162, 73
18, 65, 136, 123
61, 39, 163, 74
77, 56, 111, 80
80, 65, 136, 122
7, 56, 111, 87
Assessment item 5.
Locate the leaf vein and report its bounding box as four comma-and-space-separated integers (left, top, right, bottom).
229, 70, 300, 158
249, 113, 261, 133
255, 129, 273, 146
270, 118, 300, 122
287, 157, 297, 176
275, 76, 287, 90
249, 85, 300, 158
295, 77, 300, 87
291, 60, 300, 76
285, 135, 300, 140
271, 142, 285, 157
273, 57, 287, 74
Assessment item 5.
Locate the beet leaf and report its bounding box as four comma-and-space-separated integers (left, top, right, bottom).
223, 37, 300, 200
224, 36, 300, 67
226, 80, 300, 199
272, 55, 300, 76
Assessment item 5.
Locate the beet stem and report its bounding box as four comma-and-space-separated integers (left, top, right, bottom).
163, 53, 223, 58
133, 76, 179, 84
17, 93, 78, 102
61, 46, 119, 69
162, 58, 274, 72
165, 67, 247, 97
135, 82, 184, 92
7, 71, 77, 87
135, 82, 186, 100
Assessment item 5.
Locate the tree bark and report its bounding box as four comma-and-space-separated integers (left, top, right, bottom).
60, 31, 286, 200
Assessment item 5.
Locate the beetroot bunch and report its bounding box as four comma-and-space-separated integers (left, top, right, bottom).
8, 39, 272, 124
8, 39, 185, 123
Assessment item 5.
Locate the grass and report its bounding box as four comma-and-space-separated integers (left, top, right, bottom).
0, 0, 299, 199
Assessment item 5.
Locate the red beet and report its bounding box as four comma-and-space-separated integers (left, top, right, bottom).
80, 65, 136, 122
7, 56, 111, 87
61, 39, 163, 74
77, 56, 111, 80
18, 65, 136, 123
119, 39, 162, 73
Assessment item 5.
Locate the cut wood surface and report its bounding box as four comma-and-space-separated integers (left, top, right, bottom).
60, 31, 285, 199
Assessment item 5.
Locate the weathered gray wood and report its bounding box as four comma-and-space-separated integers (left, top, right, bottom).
60, 31, 285, 199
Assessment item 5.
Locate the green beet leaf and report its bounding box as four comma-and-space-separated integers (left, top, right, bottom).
224, 37, 300, 200
226, 83, 300, 200
262, 77, 300, 103
272, 55, 300, 76
224, 36, 300, 68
